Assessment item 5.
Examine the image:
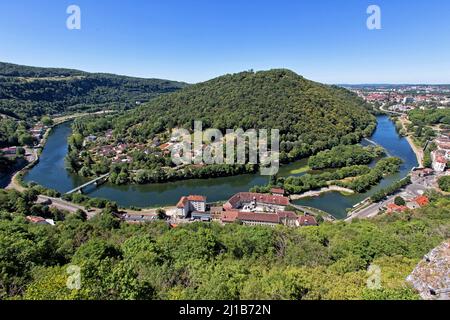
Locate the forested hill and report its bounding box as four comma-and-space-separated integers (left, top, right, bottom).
0, 62, 188, 118
109, 69, 376, 162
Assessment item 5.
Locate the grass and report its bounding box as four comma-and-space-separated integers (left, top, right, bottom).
289, 165, 310, 175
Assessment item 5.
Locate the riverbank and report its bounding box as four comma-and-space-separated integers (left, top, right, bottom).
399, 116, 424, 168
4, 111, 117, 191
23, 115, 419, 219
406, 135, 424, 168
289, 186, 355, 200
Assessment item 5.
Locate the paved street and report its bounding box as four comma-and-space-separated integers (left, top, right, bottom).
346, 178, 431, 221
37, 195, 100, 219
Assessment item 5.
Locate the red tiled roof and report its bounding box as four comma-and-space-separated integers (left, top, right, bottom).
176, 196, 188, 208
176, 195, 206, 208
220, 210, 299, 225
270, 188, 285, 195
221, 210, 239, 223
26, 216, 46, 223
387, 203, 408, 213
237, 212, 280, 224
277, 211, 298, 219
414, 196, 429, 207
159, 143, 170, 150
298, 215, 318, 226
187, 195, 206, 202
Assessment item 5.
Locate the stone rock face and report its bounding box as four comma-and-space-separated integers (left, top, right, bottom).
406, 240, 450, 300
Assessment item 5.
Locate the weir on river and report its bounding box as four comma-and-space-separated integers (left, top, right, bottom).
363, 138, 392, 157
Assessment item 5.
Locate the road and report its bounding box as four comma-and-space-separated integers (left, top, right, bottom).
345, 180, 429, 221
5, 147, 39, 192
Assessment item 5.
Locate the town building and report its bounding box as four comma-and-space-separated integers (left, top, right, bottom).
26, 216, 55, 225
220, 210, 317, 228
403, 96, 415, 105
0, 146, 17, 155
270, 188, 285, 196
176, 195, 207, 218
386, 203, 409, 214
435, 137, 450, 161
298, 215, 319, 226
191, 211, 212, 222
407, 196, 430, 210
431, 150, 447, 172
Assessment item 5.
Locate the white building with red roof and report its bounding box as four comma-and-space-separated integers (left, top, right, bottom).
176, 195, 206, 218
435, 137, 450, 161
432, 150, 447, 172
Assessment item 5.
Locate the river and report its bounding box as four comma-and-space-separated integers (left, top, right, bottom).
23, 115, 418, 219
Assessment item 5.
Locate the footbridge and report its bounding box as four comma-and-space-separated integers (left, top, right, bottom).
66, 173, 110, 195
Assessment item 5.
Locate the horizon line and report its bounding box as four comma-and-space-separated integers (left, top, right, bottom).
1, 59, 450, 86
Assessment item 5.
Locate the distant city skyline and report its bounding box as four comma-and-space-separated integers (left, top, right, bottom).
1, 0, 450, 84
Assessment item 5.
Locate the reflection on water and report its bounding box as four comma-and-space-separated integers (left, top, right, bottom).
24, 116, 418, 218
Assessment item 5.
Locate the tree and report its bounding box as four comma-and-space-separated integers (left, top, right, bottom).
18, 133, 34, 146
41, 116, 54, 127
438, 176, 450, 192
156, 209, 167, 220
16, 147, 25, 156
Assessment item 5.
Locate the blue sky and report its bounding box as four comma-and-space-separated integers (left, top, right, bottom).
0, 0, 449, 84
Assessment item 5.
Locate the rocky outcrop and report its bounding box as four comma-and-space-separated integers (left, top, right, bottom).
406, 240, 450, 300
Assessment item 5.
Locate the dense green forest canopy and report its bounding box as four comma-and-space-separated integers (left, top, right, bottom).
0, 188, 449, 300
438, 176, 450, 192
0, 62, 187, 118
308, 145, 385, 170
408, 108, 450, 127
77, 69, 376, 163
253, 157, 403, 195
0, 118, 33, 148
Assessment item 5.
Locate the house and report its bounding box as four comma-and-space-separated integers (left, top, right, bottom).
298, 215, 318, 226
412, 168, 434, 179
386, 203, 408, 214
413, 195, 429, 207
278, 211, 301, 227
210, 206, 224, 220
26, 216, 55, 225
176, 195, 206, 218
431, 150, 447, 172
435, 137, 450, 161
270, 188, 285, 196
0, 146, 17, 155
159, 143, 171, 151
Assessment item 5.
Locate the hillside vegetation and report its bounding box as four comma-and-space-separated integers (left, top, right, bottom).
0, 62, 187, 118
110, 69, 376, 160
0, 188, 448, 300
68, 70, 377, 183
